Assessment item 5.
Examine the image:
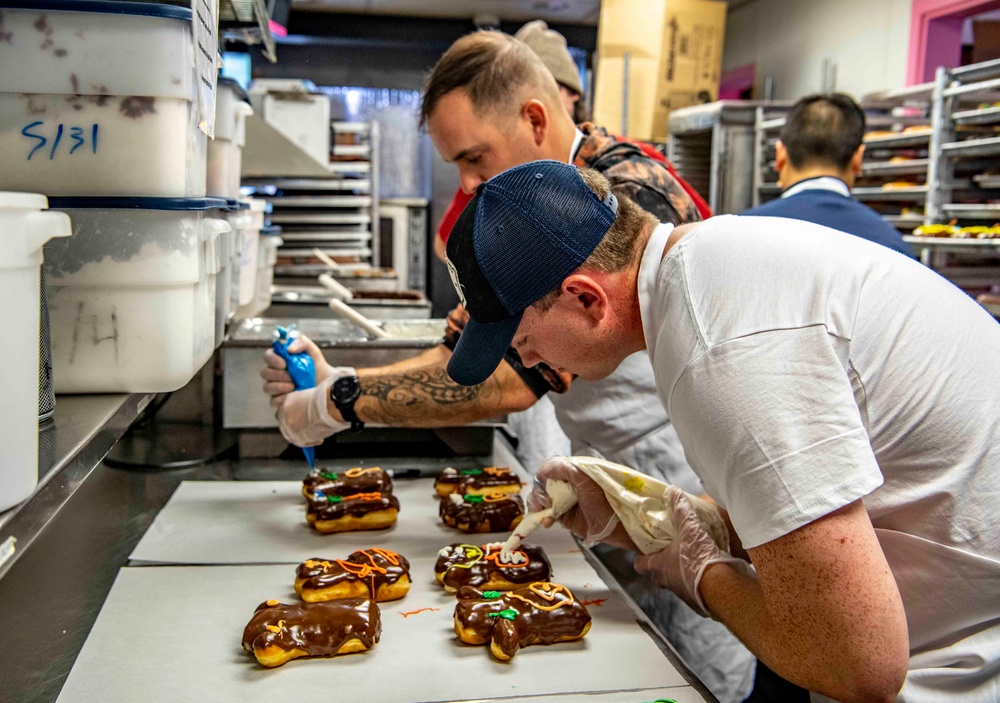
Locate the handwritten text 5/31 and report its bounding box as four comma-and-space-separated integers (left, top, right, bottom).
21, 122, 99, 160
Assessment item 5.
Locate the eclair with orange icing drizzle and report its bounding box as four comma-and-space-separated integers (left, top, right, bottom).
295, 548, 411, 603
302, 466, 392, 500
439, 491, 524, 533
242, 598, 381, 668
306, 489, 399, 533
452, 582, 592, 660
434, 466, 522, 497
435, 542, 552, 592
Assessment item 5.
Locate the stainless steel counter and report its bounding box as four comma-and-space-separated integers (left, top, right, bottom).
0, 430, 715, 703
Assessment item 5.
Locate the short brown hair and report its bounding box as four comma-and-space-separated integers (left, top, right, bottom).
420, 30, 562, 127
536, 168, 658, 310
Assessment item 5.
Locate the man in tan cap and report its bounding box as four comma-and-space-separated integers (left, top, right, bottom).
515, 19, 585, 122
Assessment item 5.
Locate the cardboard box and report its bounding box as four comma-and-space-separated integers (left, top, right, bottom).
593, 0, 726, 141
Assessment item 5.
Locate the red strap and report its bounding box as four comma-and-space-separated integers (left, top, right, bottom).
436, 189, 475, 244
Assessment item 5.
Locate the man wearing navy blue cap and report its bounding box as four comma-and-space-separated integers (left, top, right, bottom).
447, 160, 1000, 703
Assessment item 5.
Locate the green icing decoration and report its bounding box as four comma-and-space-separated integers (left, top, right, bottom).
463, 494, 485, 503
487, 608, 517, 621
482, 590, 501, 599
320, 471, 338, 481
460, 469, 483, 475
325, 494, 343, 503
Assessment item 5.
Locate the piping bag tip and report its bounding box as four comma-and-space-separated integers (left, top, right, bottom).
499, 479, 577, 561
303, 446, 316, 470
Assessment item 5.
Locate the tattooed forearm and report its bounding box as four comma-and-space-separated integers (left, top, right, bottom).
353, 363, 535, 427
361, 368, 483, 406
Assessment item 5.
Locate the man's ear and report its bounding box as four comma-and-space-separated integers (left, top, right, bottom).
561, 274, 608, 321
774, 140, 788, 175
850, 144, 865, 175
522, 99, 549, 146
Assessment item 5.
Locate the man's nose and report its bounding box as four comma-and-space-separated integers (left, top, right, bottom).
517, 346, 540, 368
460, 172, 483, 195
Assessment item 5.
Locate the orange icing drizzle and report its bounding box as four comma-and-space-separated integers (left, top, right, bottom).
506, 582, 574, 611
265, 619, 286, 633
581, 598, 607, 607
483, 467, 512, 477
484, 544, 530, 568
344, 467, 382, 478
302, 559, 333, 569
333, 548, 403, 596
265, 599, 280, 607
399, 607, 440, 618
342, 491, 384, 502
483, 491, 509, 503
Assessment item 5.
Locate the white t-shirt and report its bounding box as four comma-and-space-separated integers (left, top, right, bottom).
637, 215, 1000, 702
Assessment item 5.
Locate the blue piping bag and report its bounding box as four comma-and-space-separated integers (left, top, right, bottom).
272, 325, 317, 468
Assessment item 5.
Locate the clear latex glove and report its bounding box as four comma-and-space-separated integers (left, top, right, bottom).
260, 334, 337, 409
277, 374, 352, 447
527, 457, 639, 550
633, 487, 753, 618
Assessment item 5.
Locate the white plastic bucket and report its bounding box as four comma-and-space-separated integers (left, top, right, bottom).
44, 197, 227, 393
0, 192, 70, 512
207, 78, 253, 199
0, 3, 206, 197
208, 216, 233, 347
235, 226, 282, 319
236, 198, 267, 306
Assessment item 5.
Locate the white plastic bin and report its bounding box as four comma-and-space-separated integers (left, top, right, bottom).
207, 215, 232, 348
0, 192, 70, 512
236, 198, 268, 306
44, 197, 227, 393
236, 225, 282, 319
0, 3, 206, 197
224, 200, 248, 316
207, 78, 253, 199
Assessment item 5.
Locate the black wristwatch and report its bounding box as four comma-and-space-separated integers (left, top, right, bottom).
330, 375, 364, 433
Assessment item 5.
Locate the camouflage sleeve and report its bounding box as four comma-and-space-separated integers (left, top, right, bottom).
608, 171, 703, 226
442, 305, 572, 396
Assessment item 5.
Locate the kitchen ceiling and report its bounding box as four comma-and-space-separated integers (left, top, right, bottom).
291, 0, 601, 26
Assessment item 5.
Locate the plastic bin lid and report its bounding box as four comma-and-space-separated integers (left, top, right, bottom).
218, 77, 252, 105
0, 192, 48, 211
47, 196, 229, 211
1, 1, 192, 21
260, 225, 283, 236
225, 199, 250, 211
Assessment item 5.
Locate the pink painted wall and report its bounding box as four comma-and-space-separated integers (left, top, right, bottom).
909, 0, 1000, 84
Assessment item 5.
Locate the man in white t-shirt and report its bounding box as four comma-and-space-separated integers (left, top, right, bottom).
443, 160, 1000, 702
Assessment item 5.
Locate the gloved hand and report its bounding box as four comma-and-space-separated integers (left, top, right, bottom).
527, 457, 639, 551
633, 487, 752, 618
260, 333, 337, 411
277, 373, 353, 447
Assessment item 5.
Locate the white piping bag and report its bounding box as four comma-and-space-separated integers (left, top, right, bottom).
500, 457, 729, 560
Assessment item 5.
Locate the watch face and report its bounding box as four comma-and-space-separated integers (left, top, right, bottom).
333, 375, 359, 401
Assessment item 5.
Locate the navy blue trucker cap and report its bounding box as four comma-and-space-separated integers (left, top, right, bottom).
445, 160, 618, 386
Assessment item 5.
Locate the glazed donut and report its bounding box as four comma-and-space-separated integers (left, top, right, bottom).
295, 549, 411, 603
434, 466, 522, 498
439, 492, 524, 533
435, 542, 552, 593
453, 582, 592, 660
307, 490, 399, 533
242, 598, 381, 668
302, 466, 393, 500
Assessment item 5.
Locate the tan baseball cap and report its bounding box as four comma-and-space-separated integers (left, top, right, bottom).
514, 20, 583, 95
